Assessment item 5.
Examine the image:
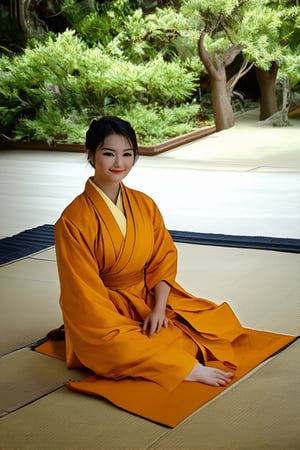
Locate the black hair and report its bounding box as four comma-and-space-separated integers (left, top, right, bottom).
85, 116, 138, 162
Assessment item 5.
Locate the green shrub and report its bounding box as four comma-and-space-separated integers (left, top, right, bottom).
0, 30, 204, 145
14, 107, 89, 145
108, 102, 206, 145
12, 102, 208, 146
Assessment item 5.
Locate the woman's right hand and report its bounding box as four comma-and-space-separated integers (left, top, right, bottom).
142, 310, 169, 337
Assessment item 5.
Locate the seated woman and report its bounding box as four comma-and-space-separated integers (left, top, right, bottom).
55, 116, 245, 391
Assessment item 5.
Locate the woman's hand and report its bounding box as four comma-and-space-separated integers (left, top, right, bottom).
142, 309, 169, 337
143, 280, 170, 336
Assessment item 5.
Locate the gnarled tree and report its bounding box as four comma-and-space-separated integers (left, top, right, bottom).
197, 33, 242, 130
183, 0, 299, 129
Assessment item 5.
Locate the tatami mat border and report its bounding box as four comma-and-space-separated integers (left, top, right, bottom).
1, 225, 299, 266
169, 230, 300, 253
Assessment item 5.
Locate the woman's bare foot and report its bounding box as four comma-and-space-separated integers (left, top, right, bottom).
185, 362, 234, 386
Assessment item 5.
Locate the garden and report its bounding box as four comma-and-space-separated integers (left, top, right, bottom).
0, 0, 299, 149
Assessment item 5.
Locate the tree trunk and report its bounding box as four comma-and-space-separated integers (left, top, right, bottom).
211, 76, 235, 131
198, 32, 242, 132
10, 0, 47, 36
256, 61, 278, 120
272, 76, 291, 127
280, 76, 290, 125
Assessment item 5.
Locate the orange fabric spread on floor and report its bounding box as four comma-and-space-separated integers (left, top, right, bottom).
43, 179, 296, 427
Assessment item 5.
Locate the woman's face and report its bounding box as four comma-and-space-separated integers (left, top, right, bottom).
89, 134, 135, 187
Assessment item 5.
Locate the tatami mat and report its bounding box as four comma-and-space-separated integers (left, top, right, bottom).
0, 340, 298, 449
1, 109, 299, 448
0, 386, 168, 449
0, 348, 86, 417
1, 243, 299, 359
0, 256, 61, 356
151, 339, 300, 450
30, 246, 56, 261
176, 242, 300, 335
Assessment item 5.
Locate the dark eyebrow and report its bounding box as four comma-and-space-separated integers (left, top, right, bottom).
100, 147, 134, 152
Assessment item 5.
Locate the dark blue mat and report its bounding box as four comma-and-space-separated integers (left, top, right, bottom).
170, 230, 300, 253
1, 225, 299, 265
0, 225, 55, 265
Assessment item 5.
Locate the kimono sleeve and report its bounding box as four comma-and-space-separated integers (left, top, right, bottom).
145, 200, 178, 290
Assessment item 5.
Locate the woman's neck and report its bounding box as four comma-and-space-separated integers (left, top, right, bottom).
92, 178, 120, 204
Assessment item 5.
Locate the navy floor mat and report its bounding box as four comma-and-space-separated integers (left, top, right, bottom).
1, 225, 299, 265
0, 225, 55, 265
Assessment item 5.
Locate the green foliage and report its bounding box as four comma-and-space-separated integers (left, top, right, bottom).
105, 102, 207, 145
239, 5, 282, 69
99, 6, 198, 65
198, 0, 240, 15
0, 29, 201, 145
61, 0, 134, 46
278, 50, 300, 86
14, 108, 88, 145
2, 0, 298, 144
59, 0, 97, 31
183, 0, 300, 94
275, 5, 300, 86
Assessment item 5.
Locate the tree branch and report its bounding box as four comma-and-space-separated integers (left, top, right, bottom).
197, 31, 219, 79
223, 44, 243, 67
227, 57, 254, 94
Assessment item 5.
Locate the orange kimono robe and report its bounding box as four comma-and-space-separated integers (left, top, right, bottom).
54, 180, 269, 391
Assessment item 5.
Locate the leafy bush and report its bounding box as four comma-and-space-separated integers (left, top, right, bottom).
61, 0, 134, 46
0, 0, 217, 146
114, 102, 205, 145
0, 30, 205, 145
